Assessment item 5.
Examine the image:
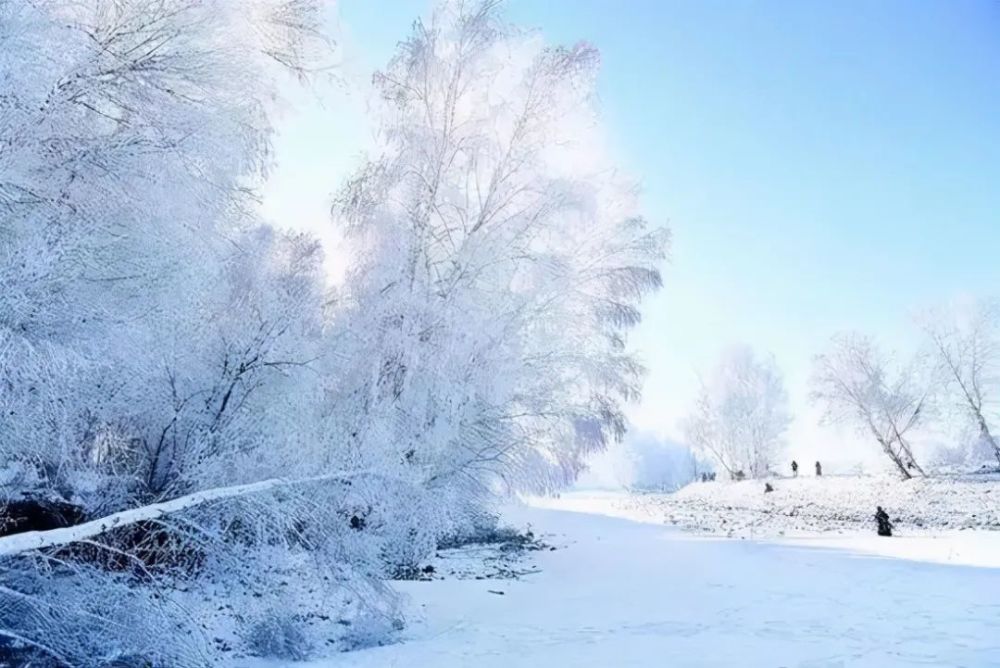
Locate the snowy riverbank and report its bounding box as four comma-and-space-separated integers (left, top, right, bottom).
562, 473, 1000, 532
535, 484, 1000, 569
284, 502, 1000, 668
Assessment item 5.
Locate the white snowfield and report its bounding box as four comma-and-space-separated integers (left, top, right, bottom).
297, 494, 1000, 668
544, 475, 1000, 569
636, 473, 1000, 535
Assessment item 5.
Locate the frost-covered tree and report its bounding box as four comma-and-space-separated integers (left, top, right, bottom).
811, 333, 929, 479
0, 2, 406, 664
682, 347, 790, 479
328, 0, 667, 538
920, 300, 1000, 468
0, 0, 334, 500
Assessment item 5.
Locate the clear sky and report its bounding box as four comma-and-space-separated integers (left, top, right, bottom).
264, 0, 1000, 471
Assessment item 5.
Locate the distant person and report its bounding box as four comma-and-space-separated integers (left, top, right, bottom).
734, 470, 746, 481
791, 460, 798, 477
764, 482, 774, 493
875, 506, 892, 537
815, 461, 822, 477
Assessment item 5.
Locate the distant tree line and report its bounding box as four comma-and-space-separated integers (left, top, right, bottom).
683, 301, 1000, 480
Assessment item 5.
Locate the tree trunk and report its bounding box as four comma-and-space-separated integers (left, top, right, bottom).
978, 419, 1000, 468
0, 470, 365, 558
891, 427, 927, 478
887, 449, 912, 479
900, 443, 927, 477
878, 437, 911, 479
870, 424, 911, 479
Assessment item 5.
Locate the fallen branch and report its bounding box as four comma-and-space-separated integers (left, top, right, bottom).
0, 470, 367, 558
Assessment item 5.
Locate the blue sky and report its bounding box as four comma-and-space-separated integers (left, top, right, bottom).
265, 0, 1000, 469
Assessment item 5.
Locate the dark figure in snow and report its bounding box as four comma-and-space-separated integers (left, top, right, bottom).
764, 482, 774, 493
708, 472, 717, 482
815, 461, 822, 477
700, 473, 708, 483
875, 506, 892, 537
734, 470, 746, 481
791, 460, 798, 477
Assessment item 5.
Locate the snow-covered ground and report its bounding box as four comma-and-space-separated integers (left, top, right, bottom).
593, 473, 1000, 535
537, 487, 1000, 569
282, 494, 1000, 668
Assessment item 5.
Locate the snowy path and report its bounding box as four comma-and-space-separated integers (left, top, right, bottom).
314, 507, 1000, 667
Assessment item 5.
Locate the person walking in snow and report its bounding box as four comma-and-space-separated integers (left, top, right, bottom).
791, 460, 798, 477
875, 506, 892, 537
815, 461, 822, 477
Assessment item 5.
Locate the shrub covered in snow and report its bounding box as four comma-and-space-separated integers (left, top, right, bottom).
244, 611, 313, 661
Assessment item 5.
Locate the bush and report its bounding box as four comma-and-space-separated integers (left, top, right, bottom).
338, 610, 403, 652
244, 611, 313, 662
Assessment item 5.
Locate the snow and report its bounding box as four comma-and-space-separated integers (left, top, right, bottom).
770, 531, 1000, 569
284, 496, 1000, 668
540, 488, 1000, 569
595, 473, 1000, 537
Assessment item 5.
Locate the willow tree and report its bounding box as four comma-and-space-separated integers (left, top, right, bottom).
811, 333, 929, 479
683, 347, 790, 479
330, 0, 668, 531
921, 300, 1000, 468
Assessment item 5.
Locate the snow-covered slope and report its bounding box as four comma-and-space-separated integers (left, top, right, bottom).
607, 474, 1000, 537
285, 503, 1000, 668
